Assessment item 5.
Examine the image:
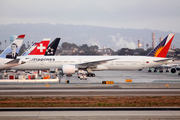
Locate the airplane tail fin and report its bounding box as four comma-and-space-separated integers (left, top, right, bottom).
27, 39, 50, 55
45, 38, 61, 56
21, 42, 37, 56
147, 34, 175, 58
0, 34, 25, 59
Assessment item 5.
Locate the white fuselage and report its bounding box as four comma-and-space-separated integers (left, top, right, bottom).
10, 56, 173, 71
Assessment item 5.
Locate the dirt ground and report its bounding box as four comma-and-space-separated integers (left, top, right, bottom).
0, 96, 180, 107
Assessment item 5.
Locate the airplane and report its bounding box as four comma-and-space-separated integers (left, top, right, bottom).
9, 34, 175, 77
0, 35, 25, 69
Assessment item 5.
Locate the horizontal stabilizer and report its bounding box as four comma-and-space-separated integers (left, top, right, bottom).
5, 59, 20, 64
153, 58, 174, 62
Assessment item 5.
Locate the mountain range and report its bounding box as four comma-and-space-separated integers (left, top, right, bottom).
0, 23, 179, 51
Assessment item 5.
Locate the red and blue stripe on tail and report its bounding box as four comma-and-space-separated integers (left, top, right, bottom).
147, 34, 175, 58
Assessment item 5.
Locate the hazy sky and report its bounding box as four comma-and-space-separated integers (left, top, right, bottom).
0, 0, 180, 32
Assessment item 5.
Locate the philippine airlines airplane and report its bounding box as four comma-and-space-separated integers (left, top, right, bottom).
10, 34, 175, 77
0, 35, 25, 69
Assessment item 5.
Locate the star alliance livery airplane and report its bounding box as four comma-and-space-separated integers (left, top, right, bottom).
10, 34, 175, 77
0, 35, 25, 69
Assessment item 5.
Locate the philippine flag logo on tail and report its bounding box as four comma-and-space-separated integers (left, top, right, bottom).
147, 34, 175, 58
28, 39, 50, 55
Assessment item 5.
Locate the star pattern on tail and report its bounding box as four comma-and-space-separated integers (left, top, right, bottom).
46, 47, 54, 55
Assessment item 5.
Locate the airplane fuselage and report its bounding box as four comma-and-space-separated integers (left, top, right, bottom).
11, 56, 173, 71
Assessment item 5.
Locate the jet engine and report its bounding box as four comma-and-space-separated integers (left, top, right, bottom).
170, 67, 177, 73
62, 65, 78, 74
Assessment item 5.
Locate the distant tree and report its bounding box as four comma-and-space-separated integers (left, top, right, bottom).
62, 42, 71, 49
4, 40, 7, 48
175, 48, 180, 54
117, 48, 134, 55
91, 45, 99, 50
71, 43, 79, 48
27, 41, 30, 48
146, 44, 149, 49
55, 48, 62, 55
18, 44, 27, 56
80, 44, 89, 51
0, 41, 1, 50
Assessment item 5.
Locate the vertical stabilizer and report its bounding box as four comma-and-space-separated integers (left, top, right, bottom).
0, 34, 25, 59
21, 42, 37, 56
45, 38, 61, 56
28, 39, 50, 55
147, 34, 175, 58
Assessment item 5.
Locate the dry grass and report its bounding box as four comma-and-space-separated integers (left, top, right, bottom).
0, 96, 180, 107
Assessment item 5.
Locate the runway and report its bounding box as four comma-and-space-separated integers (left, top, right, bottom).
0, 69, 180, 85
0, 70, 180, 119
0, 108, 180, 119
60, 69, 180, 84
0, 89, 180, 96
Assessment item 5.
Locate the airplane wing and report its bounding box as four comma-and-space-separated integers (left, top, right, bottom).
75, 58, 117, 68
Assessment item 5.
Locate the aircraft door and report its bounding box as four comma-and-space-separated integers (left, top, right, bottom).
110, 61, 114, 65
78, 59, 82, 64
141, 59, 145, 65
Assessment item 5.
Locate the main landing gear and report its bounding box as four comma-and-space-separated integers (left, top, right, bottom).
86, 73, 95, 77
148, 68, 152, 72
86, 68, 96, 77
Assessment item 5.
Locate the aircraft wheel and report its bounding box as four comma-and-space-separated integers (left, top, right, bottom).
154, 69, 157, 72
159, 70, 163, 73
86, 73, 89, 77
178, 73, 180, 76
166, 70, 169, 72
92, 73, 95, 77
148, 70, 152, 72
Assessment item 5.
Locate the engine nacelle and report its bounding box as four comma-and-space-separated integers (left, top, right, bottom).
62, 65, 78, 74
171, 67, 177, 73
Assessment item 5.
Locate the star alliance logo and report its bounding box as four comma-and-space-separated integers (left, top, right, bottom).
46, 47, 54, 55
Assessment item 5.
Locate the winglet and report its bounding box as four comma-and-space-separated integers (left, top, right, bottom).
147, 34, 175, 58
